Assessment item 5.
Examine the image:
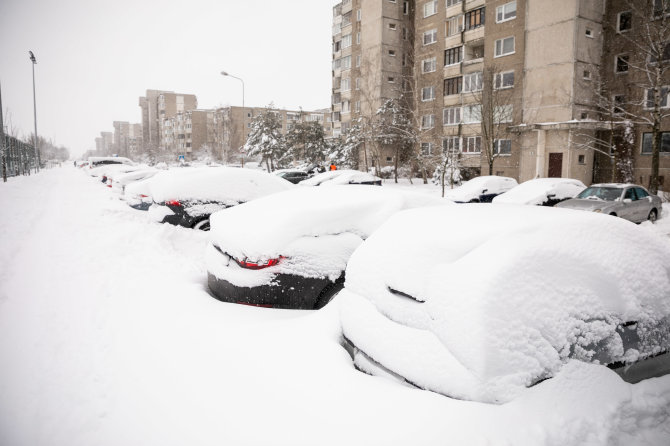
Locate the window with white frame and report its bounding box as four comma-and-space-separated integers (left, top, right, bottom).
341, 78, 350, 91
642, 132, 670, 153
446, 0, 462, 7
463, 135, 482, 153
494, 70, 515, 89
463, 104, 482, 123
388, 49, 396, 56
404, 1, 409, 14
341, 55, 351, 69
496, 1, 516, 23
645, 87, 670, 109
495, 105, 514, 122
342, 100, 351, 113
615, 54, 629, 73
356, 32, 361, 44
422, 57, 437, 73
443, 106, 461, 125
494, 139, 512, 155
357, 9, 361, 21
355, 78, 361, 90
446, 15, 463, 37
423, 28, 438, 45
422, 86, 436, 101
424, 1, 438, 17
355, 101, 360, 112
421, 142, 433, 155
494, 36, 515, 57
442, 136, 461, 153
617, 11, 632, 32
356, 55, 361, 67
421, 114, 435, 128
342, 34, 352, 48
389, 23, 397, 30
462, 71, 483, 92
613, 94, 625, 115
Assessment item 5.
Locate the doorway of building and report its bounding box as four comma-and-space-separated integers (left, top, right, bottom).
548, 153, 563, 178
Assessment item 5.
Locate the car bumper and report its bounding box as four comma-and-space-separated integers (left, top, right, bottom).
207, 272, 340, 309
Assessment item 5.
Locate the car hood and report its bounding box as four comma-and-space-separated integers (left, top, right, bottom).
555, 198, 617, 211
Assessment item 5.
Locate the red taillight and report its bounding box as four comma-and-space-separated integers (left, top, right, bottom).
236, 302, 273, 308
165, 200, 181, 207
235, 256, 283, 270
140, 194, 149, 198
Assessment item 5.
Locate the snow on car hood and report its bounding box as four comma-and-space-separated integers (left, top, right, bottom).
299, 169, 380, 186
444, 176, 518, 202
207, 186, 448, 284
340, 204, 670, 403
148, 167, 293, 204
492, 178, 585, 205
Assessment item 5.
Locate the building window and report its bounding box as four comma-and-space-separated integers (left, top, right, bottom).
465, 7, 485, 30
462, 71, 483, 92
444, 76, 462, 95
494, 139, 512, 155
578, 154, 586, 164
446, 15, 463, 37
423, 28, 438, 45
615, 54, 629, 73
642, 132, 670, 154
496, 2, 516, 23
355, 78, 361, 90
444, 46, 463, 65
649, 42, 670, 64
356, 55, 361, 67
463, 104, 482, 123
494, 70, 515, 89
357, 9, 361, 21
421, 114, 436, 129
389, 23, 397, 30
388, 49, 396, 56
446, 0, 462, 7
443, 107, 461, 125
463, 136, 482, 153
341, 55, 351, 69
342, 34, 352, 48
421, 142, 433, 155
585, 28, 594, 38
613, 94, 625, 115
645, 87, 670, 109
424, 0, 438, 18
443, 136, 461, 153
342, 100, 351, 113
355, 101, 360, 112
422, 86, 436, 101
356, 32, 361, 44
654, 0, 670, 17
422, 57, 437, 73
388, 76, 396, 83
404, 1, 409, 15
583, 70, 591, 80
495, 105, 514, 122
617, 11, 632, 32
341, 78, 351, 91
495, 36, 515, 57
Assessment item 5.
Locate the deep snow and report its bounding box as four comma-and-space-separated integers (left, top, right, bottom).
1, 167, 669, 446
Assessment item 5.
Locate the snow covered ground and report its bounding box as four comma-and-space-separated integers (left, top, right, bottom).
1, 167, 669, 446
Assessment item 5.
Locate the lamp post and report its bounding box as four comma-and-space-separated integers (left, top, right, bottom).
220, 71, 245, 167
29, 51, 39, 172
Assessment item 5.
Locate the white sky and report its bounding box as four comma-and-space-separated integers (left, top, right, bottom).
0, 0, 335, 157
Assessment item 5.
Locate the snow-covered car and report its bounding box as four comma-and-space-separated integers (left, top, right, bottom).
88, 162, 139, 180
444, 176, 518, 203
206, 186, 447, 309
110, 167, 159, 195
86, 156, 134, 176
147, 167, 293, 230
555, 183, 662, 223
274, 169, 311, 184
340, 204, 670, 404
492, 177, 585, 206
299, 169, 382, 186
123, 177, 154, 211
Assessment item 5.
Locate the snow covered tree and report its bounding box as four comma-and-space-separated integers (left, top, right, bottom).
374, 98, 417, 182
328, 121, 364, 169
244, 104, 287, 172
284, 121, 327, 164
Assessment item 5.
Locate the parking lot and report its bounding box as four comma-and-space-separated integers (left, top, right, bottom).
1, 167, 669, 446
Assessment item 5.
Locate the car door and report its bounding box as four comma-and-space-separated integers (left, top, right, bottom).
634, 187, 653, 221
620, 188, 637, 221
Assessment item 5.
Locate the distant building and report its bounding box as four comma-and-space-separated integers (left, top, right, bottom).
139, 89, 197, 151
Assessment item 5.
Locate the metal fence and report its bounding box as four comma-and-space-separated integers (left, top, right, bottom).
2, 134, 38, 178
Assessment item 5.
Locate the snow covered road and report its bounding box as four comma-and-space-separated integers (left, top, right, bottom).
1, 167, 669, 446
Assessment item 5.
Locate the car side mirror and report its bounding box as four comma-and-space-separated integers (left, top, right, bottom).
482, 188, 488, 194
623, 198, 632, 204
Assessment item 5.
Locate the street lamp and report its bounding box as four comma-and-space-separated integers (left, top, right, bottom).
220, 71, 245, 166
29, 50, 39, 172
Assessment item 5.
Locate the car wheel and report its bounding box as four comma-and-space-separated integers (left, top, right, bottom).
193, 219, 210, 231
314, 276, 345, 310
648, 209, 658, 223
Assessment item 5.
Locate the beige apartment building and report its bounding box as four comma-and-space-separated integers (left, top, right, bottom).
139, 89, 197, 151
332, 0, 665, 186
113, 121, 143, 158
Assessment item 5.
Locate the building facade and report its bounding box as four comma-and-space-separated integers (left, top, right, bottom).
139, 90, 198, 152
332, 0, 669, 188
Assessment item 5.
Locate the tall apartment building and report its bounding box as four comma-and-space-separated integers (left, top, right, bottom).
113, 121, 143, 158
139, 90, 197, 151
333, 0, 669, 187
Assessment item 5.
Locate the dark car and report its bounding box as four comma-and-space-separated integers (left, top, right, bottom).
298, 169, 382, 186
274, 169, 311, 184
205, 186, 446, 309
147, 167, 293, 230
444, 175, 518, 203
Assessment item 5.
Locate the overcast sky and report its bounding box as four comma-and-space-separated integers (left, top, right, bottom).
0, 0, 334, 157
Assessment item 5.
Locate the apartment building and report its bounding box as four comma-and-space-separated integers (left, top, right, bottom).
332, 0, 664, 186
113, 121, 143, 158
139, 89, 197, 151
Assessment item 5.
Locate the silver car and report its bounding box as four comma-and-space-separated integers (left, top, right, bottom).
555, 183, 662, 223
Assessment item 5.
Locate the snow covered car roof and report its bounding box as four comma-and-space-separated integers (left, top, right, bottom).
444, 176, 518, 203
112, 167, 159, 187
208, 186, 448, 282
299, 169, 381, 186
492, 178, 585, 205
340, 204, 670, 404
87, 156, 134, 166
88, 163, 142, 178
147, 167, 293, 204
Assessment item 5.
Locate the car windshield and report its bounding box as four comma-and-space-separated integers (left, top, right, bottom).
576, 186, 621, 201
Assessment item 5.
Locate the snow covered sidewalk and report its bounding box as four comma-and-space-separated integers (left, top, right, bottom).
1, 167, 669, 446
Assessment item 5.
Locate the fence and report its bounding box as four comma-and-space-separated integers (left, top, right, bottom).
2, 134, 38, 178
